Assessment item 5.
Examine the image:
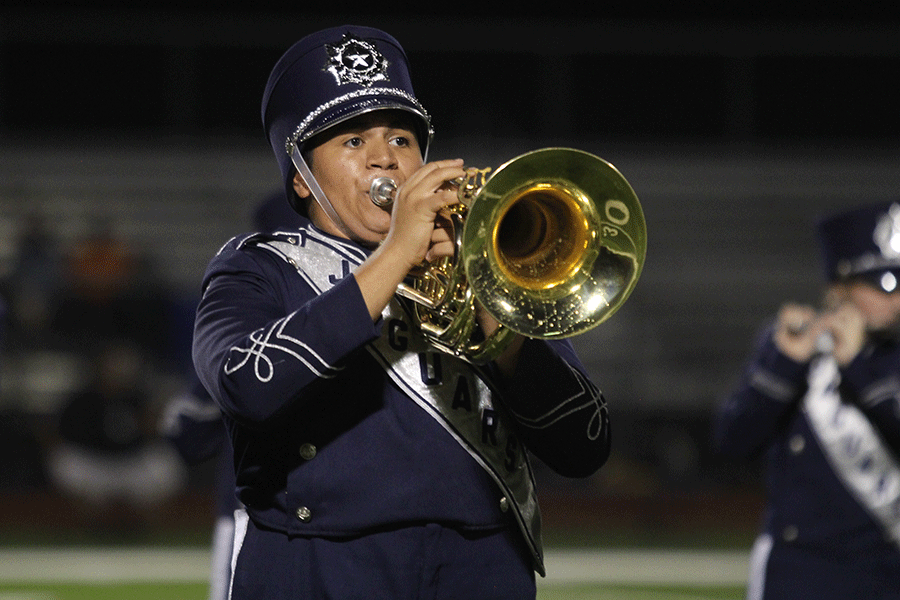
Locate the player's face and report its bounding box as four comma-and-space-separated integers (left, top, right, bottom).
846, 279, 900, 332
295, 111, 423, 247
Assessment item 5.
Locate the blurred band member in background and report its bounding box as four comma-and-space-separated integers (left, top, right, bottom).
717, 201, 900, 599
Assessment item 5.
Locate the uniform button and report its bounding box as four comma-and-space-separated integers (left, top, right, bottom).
296, 506, 312, 523
499, 497, 509, 513
789, 435, 805, 454
782, 525, 798, 542
299, 443, 317, 460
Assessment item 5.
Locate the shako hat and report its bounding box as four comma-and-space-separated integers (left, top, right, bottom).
261, 25, 432, 215
817, 201, 900, 292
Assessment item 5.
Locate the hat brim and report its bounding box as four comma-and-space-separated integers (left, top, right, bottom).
288, 87, 432, 155
853, 270, 900, 293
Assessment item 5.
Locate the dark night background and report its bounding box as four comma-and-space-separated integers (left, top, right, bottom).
1, 3, 898, 144
1, 2, 899, 545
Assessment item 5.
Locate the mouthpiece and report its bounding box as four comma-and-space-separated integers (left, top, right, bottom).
370, 177, 397, 207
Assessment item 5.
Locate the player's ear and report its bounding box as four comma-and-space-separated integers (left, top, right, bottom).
293, 171, 312, 199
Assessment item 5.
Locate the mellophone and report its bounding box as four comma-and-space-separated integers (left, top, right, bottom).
368, 147, 648, 364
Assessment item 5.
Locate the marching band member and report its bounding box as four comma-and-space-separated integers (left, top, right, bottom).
192, 25, 611, 599
717, 201, 900, 599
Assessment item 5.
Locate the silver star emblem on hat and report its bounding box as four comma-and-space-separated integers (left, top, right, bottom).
325, 34, 389, 86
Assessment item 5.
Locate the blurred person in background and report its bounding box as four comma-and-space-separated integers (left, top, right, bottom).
51, 217, 172, 363
47, 338, 185, 535
192, 25, 611, 599
161, 373, 236, 600
1, 210, 64, 352
716, 201, 900, 599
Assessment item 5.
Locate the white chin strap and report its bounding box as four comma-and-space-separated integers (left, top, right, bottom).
289, 144, 349, 235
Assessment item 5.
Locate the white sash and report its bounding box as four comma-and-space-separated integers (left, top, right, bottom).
258, 229, 545, 574
803, 356, 900, 546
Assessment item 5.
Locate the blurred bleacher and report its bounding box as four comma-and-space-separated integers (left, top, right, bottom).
1, 4, 899, 545
1, 140, 898, 529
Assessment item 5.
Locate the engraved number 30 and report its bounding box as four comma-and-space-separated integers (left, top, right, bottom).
603, 199, 630, 236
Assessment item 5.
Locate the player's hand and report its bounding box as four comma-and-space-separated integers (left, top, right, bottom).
774, 303, 825, 363
474, 299, 524, 377
381, 158, 465, 270
822, 301, 867, 366
425, 212, 455, 263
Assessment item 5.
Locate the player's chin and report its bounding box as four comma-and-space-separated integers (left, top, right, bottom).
358, 221, 391, 246
362, 207, 391, 230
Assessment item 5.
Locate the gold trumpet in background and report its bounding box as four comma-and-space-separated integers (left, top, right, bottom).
370, 147, 647, 363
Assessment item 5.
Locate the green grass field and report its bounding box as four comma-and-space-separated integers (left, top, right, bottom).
0, 582, 746, 599
0, 545, 750, 599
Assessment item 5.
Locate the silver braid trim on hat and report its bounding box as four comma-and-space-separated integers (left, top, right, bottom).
836, 254, 900, 279
284, 87, 431, 154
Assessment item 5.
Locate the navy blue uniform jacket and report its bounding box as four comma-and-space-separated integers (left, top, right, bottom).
716, 326, 900, 598
192, 219, 610, 573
